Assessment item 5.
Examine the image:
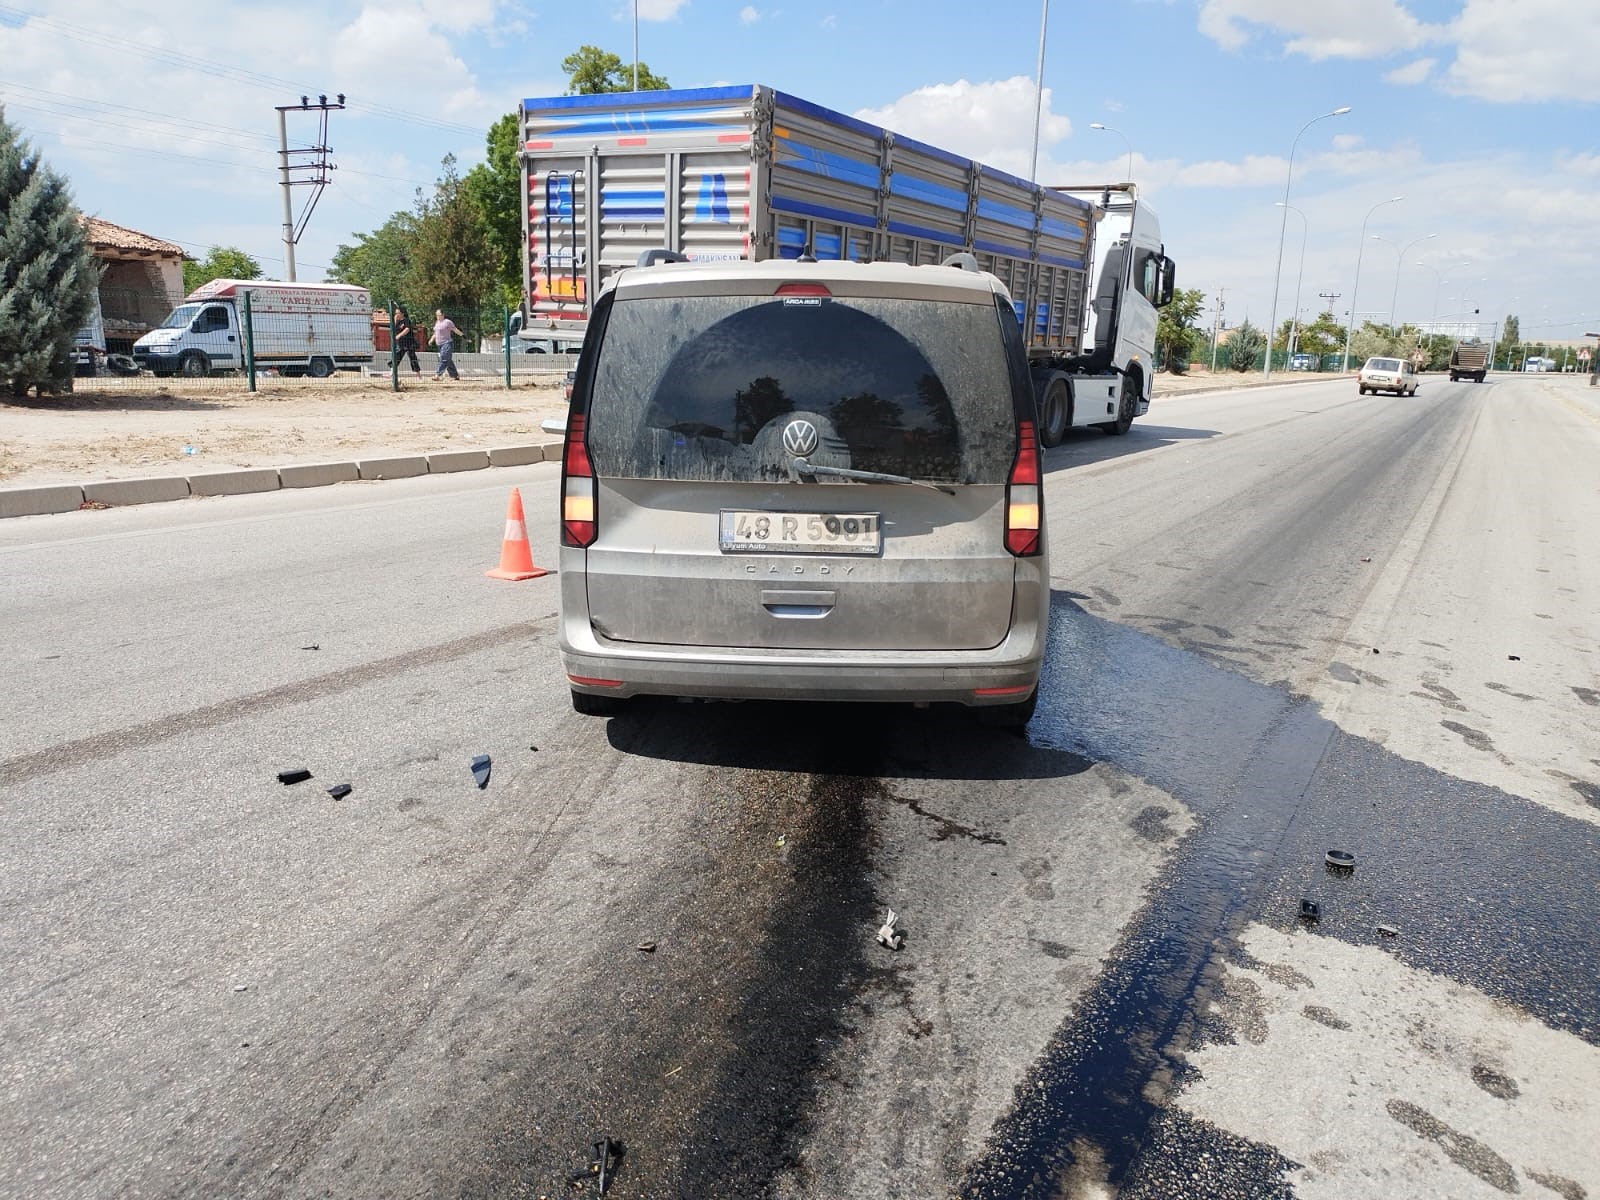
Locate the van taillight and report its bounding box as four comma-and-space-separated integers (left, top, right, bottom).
561, 413, 597, 548
1004, 419, 1042, 557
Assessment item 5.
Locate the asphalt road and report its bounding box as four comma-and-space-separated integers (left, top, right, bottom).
2, 372, 1596, 1199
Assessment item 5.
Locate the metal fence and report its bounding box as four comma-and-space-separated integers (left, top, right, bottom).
72, 299, 574, 393
1156, 342, 1350, 374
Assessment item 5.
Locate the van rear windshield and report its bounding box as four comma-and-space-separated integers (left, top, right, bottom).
1369, 358, 1402, 371
584, 293, 1018, 484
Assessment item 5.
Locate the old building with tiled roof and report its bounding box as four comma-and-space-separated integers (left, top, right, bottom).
76, 216, 187, 352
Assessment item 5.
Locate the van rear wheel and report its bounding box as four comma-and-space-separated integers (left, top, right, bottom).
977, 688, 1037, 731
571, 689, 627, 716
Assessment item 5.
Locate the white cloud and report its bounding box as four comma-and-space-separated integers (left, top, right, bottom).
854, 78, 1070, 178
739, 5, 760, 24
634, 0, 690, 19
1331, 134, 1365, 151
821, 13, 837, 28
1442, 0, 1600, 102
1198, 0, 1435, 58
1385, 57, 1436, 85
1557, 152, 1600, 177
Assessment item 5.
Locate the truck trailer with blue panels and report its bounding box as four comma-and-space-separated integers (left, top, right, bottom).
518, 84, 1175, 441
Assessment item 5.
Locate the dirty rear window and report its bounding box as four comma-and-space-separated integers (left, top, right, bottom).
584, 293, 1018, 484
1367, 358, 1402, 371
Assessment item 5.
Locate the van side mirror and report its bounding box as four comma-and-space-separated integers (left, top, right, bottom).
1157, 256, 1176, 308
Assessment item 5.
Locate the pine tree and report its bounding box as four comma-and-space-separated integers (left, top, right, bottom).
0, 105, 100, 398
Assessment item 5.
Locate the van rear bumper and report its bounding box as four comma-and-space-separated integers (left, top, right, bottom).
559, 570, 1047, 706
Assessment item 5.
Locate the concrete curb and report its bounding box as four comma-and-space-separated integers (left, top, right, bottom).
188, 468, 282, 497
0, 483, 87, 519
281, 462, 360, 489
0, 441, 561, 520
358, 455, 428, 481
426, 449, 490, 473
84, 476, 191, 507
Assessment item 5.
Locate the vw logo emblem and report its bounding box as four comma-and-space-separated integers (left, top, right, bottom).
782, 419, 820, 457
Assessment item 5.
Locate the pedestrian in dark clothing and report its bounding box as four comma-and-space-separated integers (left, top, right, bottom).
392, 307, 421, 375
430, 309, 461, 380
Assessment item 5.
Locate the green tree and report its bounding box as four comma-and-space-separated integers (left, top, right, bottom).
0, 105, 99, 397
408, 154, 499, 340
461, 112, 522, 305
328, 209, 420, 309
1227, 320, 1265, 372
561, 45, 670, 94
1502, 314, 1519, 345
1155, 286, 1204, 374
182, 245, 262, 294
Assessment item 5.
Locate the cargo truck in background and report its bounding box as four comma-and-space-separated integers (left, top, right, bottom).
132, 280, 373, 378
1449, 338, 1489, 383
518, 84, 1175, 442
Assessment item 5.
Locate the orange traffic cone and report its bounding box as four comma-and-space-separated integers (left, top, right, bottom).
485, 487, 548, 580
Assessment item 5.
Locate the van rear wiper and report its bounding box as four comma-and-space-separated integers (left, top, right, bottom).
790, 458, 955, 495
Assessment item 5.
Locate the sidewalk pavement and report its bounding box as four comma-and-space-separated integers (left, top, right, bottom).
0, 439, 566, 520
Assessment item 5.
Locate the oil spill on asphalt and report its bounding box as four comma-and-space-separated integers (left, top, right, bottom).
466, 704, 886, 1199
958, 594, 1600, 1199
673, 767, 882, 1197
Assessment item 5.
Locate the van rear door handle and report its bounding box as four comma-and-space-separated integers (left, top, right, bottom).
761, 589, 836, 618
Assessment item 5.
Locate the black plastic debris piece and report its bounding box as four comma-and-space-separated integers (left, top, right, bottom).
529, 744, 539, 752
589, 1137, 618, 1194
277, 768, 312, 785
1371, 647, 1381, 655
1325, 849, 1356, 872
1508, 654, 1521, 661
636, 941, 657, 953
470, 754, 491, 789
1378, 923, 1400, 937
1299, 899, 1321, 921
300, 644, 319, 651
327, 783, 352, 800
1360, 556, 1372, 563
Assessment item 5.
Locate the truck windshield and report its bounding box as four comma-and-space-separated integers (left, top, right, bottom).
160, 304, 203, 330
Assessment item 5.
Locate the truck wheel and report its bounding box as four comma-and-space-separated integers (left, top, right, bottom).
307, 357, 334, 379
1038, 375, 1070, 447
178, 352, 209, 378
1100, 373, 1138, 436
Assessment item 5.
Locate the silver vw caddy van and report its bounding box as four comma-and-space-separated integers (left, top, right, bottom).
557, 255, 1048, 726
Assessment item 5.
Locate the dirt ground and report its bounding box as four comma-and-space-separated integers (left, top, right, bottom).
0, 366, 1332, 490
0, 376, 572, 488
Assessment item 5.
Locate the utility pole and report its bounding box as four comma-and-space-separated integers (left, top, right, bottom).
275, 93, 345, 281
1210, 286, 1226, 372
1315, 291, 1340, 365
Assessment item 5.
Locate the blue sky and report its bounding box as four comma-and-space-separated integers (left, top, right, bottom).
3, 0, 1597, 343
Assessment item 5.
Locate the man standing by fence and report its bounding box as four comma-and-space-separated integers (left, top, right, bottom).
430, 309, 461, 381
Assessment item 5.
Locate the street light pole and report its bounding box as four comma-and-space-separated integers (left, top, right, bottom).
1275, 202, 1307, 361
1388, 233, 1437, 331
1029, 0, 1050, 182
632, 0, 639, 90
1265, 105, 1350, 377
1341, 195, 1403, 372
1089, 122, 1133, 182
